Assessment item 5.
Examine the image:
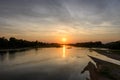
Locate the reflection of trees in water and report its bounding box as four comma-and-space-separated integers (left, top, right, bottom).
0, 49, 30, 61
0, 51, 8, 62
0, 53, 7, 61
0, 52, 16, 61
9, 52, 16, 60
35, 48, 38, 51
89, 48, 93, 52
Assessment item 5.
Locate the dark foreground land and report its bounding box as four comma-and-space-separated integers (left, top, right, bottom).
83, 56, 120, 80
85, 49, 120, 80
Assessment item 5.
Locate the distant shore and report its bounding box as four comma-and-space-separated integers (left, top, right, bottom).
0, 46, 62, 54
0, 37, 61, 52
0, 47, 32, 53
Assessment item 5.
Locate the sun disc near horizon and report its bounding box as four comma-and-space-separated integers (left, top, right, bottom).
62, 38, 67, 43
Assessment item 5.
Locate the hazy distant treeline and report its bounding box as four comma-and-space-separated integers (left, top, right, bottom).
71, 41, 120, 50
0, 37, 120, 50
105, 41, 120, 50
0, 37, 61, 49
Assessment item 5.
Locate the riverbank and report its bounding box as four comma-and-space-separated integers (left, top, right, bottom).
87, 56, 120, 80
0, 45, 62, 54
0, 48, 32, 54
93, 49, 120, 60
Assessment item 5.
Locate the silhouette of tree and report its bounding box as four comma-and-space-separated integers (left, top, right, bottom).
0, 37, 8, 49
105, 41, 120, 49
71, 41, 120, 50
73, 41, 103, 48
0, 37, 61, 49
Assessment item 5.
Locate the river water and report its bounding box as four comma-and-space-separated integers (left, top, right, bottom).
0, 45, 120, 80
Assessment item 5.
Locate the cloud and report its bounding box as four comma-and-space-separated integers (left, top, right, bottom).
0, 0, 120, 42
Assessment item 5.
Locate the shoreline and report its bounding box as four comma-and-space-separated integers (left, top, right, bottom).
0, 47, 32, 53
87, 56, 120, 80
0, 46, 62, 53
93, 49, 120, 61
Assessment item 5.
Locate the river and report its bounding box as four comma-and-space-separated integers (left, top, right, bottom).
0, 45, 120, 80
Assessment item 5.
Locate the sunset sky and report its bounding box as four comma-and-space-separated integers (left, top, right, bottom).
0, 0, 120, 43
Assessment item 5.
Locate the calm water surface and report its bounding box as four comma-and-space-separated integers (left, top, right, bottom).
0, 45, 120, 80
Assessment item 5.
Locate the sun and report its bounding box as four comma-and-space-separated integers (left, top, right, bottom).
62, 38, 67, 42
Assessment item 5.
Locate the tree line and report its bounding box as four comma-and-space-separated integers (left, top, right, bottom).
0, 37, 120, 50
0, 37, 61, 49
70, 41, 120, 50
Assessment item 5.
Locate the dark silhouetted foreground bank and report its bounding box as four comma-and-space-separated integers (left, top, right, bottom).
83, 56, 120, 80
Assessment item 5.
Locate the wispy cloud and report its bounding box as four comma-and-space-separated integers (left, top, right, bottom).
0, 0, 120, 42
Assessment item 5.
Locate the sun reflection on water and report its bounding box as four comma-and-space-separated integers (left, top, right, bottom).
62, 45, 66, 58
